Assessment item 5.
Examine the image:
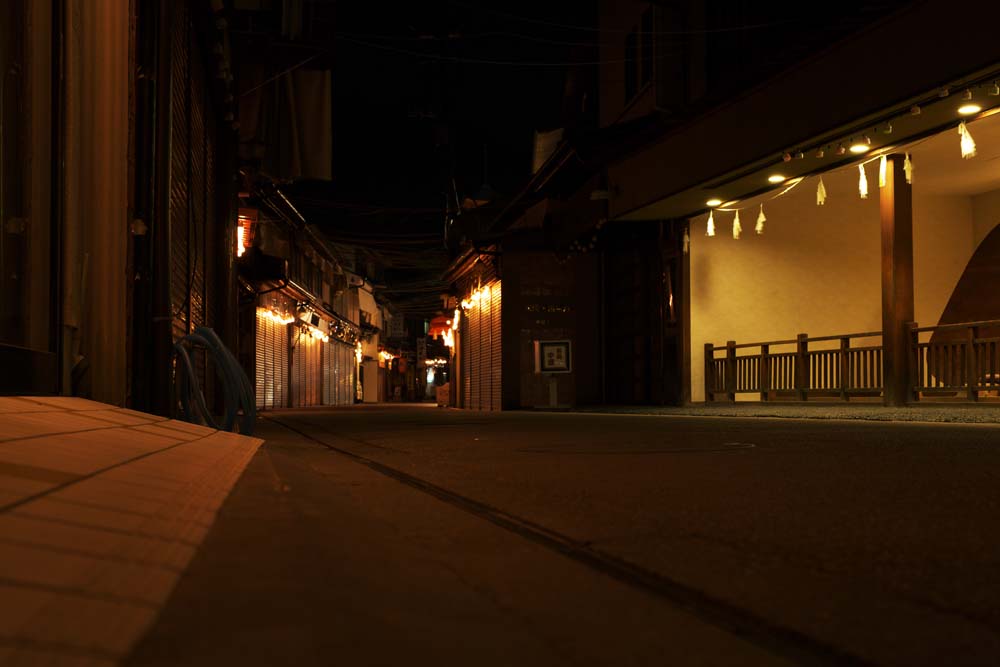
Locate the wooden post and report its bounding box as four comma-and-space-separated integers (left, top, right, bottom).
967, 325, 979, 402
760, 343, 770, 402
725, 340, 736, 403
880, 154, 914, 406
795, 333, 808, 401
704, 343, 715, 402
907, 322, 919, 402
839, 337, 850, 402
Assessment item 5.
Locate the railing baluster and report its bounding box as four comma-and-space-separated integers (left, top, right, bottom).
967, 326, 978, 401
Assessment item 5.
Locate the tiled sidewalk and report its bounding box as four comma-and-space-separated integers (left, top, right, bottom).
0, 396, 263, 666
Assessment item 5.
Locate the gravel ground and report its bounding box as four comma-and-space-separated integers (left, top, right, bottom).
577, 403, 1000, 424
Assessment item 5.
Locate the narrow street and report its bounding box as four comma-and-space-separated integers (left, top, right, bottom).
126, 406, 1000, 666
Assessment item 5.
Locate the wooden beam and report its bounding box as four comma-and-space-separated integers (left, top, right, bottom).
880, 154, 914, 406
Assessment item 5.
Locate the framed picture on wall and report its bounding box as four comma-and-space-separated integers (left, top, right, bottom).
534, 340, 572, 374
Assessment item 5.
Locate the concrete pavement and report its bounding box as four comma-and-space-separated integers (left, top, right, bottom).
126, 405, 1000, 666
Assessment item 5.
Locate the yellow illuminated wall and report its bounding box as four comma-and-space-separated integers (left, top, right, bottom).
689, 166, 1000, 402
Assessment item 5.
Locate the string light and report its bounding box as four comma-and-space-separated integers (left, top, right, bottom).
959, 120, 977, 158
258, 307, 295, 325
858, 164, 869, 199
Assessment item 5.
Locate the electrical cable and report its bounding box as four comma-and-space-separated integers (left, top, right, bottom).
445, 1, 801, 36
173, 326, 257, 436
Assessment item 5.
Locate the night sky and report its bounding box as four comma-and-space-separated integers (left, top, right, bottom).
281, 0, 908, 316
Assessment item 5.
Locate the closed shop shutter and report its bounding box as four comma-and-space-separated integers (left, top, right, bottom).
489, 282, 502, 411
323, 340, 355, 406
461, 318, 471, 408
169, 2, 190, 344
292, 330, 323, 408
458, 280, 502, 411
168, 2, 220, 409
255, 308, 289, 410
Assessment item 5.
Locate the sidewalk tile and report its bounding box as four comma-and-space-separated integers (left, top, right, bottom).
0, 397, 56, 414
0, 413, 119, 442
18, 397, 113, 412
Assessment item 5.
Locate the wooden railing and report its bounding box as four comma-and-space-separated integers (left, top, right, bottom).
707, 319, 1000, 403
705, 331, 882, 402
910, 319, 1000, 402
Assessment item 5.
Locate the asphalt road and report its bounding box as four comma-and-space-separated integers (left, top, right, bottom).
126, 405, 1000, 666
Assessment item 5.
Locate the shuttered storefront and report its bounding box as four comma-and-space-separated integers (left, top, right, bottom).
169, 1, 219, 402
255, 310, 289, 411
460, 280, 502, 411
323, 340, 356, 406
291, 329, 322, 408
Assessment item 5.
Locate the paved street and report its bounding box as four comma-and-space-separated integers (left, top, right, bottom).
127, 405, 1000, 666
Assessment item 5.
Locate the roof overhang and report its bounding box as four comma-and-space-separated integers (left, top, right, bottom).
610, 0, 1000, 221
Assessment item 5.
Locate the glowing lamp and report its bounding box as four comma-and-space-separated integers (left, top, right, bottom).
958, 104, 982, 116
849, 141, 871, 154
705, 198, 723, 207
767, 174, 786, 184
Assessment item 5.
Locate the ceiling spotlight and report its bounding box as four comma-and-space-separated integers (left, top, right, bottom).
706, 198, 723, 207
849, 137, 872, 154
989, 81, 1000, 96
883, 122, 893, 134
795, 151, 805, 160
911, 104, 922, 116
782, 152, 792, 162
938, 87, 950, 98
836, 143, 847, 155
815, 147, 826, 158
768, 174, 786, 184
962, 88, 974, 101
958, 103, 982, 115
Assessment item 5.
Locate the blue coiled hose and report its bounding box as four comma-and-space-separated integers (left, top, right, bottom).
173, 326, 256, 435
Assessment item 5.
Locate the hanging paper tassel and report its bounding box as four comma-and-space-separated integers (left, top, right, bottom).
732, 210, 742, 239
816, 177, 827, 206
755, 204, 766, 235
903, 153, 913, 184
858, 164, 869, 199
959, 121, 977, 159
878, 155, 887, 188
706, 210, 715, 237
683, 227, 690, 254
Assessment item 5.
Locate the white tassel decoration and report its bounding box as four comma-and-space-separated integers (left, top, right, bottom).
683, 228, 690, 254
816, 177, 827, 206
858, 164, 869, 200
706, 211, 715, 237
732, 210, 742, 239
878, 155, 887, 188
755, 204, 766, 235
959, 121, 977, 159
904, 153, 913, 184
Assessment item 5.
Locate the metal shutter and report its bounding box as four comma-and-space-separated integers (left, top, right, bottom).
490, 282, 502, 411
169, 3, 191, 343
254, 306, 289, 410
292, 331, 322, 408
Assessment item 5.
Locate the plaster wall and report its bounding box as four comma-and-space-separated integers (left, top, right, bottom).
688, 167, 994, 402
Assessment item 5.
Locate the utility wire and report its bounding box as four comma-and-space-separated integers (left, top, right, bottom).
446, 1, 801, 35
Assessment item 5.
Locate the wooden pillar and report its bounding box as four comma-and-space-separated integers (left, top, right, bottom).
880, 154, 914, 406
